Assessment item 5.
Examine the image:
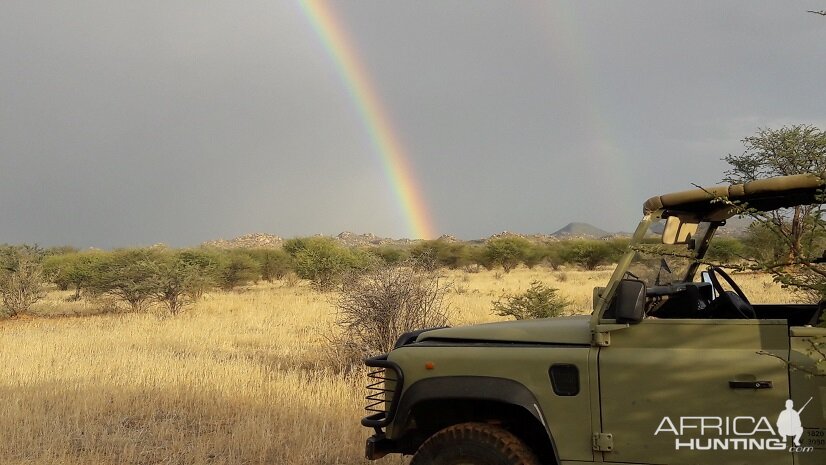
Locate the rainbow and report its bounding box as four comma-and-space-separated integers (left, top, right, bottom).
298, 1, 436, 239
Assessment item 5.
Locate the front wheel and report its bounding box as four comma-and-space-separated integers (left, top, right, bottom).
410, 422, 540, 465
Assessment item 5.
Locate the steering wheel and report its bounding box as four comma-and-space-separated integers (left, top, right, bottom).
707, 266, 755, 318
708, 266, 751, 304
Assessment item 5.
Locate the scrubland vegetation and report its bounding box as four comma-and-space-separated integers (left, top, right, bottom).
0, 232, 815, 464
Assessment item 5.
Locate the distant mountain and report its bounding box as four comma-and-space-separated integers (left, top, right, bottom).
551, 222, 610, 238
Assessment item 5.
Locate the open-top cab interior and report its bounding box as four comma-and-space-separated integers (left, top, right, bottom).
595, 173, 826, 327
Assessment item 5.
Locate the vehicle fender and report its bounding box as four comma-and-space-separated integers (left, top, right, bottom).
395, 376, 551, 434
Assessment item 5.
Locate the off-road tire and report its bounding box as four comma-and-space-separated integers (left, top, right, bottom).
410, 422, 540, 465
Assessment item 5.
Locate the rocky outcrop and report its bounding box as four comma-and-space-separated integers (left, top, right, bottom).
202, 233, 284, 249
201, 225, 624, 250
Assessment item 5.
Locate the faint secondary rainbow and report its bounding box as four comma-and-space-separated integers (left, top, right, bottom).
298, 0, 436, 239
532, 3, 637, 214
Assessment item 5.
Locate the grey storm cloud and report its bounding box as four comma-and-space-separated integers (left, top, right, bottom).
1, 1, 825, 248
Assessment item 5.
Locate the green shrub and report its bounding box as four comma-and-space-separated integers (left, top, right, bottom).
706, 238, 746, 264
43, 246, 79, 256
492, 280, 570, 320
558, 240, 613, 270
483, 237, 532, 272
742, 222, 788, 264
50, 248, 220, 315
215, 251, 261, 291
87, 249, 162, 312
522, 244, 548, 269
152, 250, 218, 314
410, 240, 471, 269
373, 246, 411, 265
604, 238, 630, 262
43, 251, 104, 298
285, 237, 363, 290
243, 248, 293, 282
542, 244, 565, 270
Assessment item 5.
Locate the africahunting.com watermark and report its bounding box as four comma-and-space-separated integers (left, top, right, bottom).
654, 398, 816, 453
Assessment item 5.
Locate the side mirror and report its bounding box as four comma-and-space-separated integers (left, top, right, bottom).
613, 279, 646, 324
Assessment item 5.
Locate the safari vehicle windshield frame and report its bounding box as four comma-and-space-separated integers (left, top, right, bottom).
590, 210, 719, 326
591, 173, 826, 326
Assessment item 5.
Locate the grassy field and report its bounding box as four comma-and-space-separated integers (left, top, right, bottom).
0, 267, 800, 465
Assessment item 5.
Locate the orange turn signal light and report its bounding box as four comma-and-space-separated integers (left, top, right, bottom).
425, 362, 435, 370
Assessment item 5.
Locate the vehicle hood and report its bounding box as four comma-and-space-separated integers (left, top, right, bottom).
415, 315, 592, 345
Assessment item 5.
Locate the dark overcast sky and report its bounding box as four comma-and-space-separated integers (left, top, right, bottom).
2, 1, 825, 248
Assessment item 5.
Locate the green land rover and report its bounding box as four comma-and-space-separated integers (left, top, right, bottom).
361, 174, 826, 465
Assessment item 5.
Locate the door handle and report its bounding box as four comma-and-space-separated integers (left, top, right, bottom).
729, 380, 773, 389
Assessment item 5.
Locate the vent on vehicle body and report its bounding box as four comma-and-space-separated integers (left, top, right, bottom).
549, 364, 580, 396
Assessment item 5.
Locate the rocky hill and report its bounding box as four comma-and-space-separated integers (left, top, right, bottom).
202, 232, 418, 249
551, 222, 610, 239
202, 233, 284, 249
334, 232, 417, 248
202, 224, 622, 250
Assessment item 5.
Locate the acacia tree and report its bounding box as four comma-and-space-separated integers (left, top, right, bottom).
721, 125, 826, 302
150, 250, 217, 315
723, 125, 826, 262
558, 240, 614, 271
215, 252, 260, 291
43, 252, 103, 300
483, 237, 531, 272
493, 280, 570, 320
285, 237, 374, 290
89, 249, 162, 312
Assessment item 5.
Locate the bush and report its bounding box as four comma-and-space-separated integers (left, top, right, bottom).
43, 251, 104, 299
373, 246, 411, 265
150, 250, 220, 314
742, 222, 789, 264
522, 244, 548, 269
604, 238, 630, 262
175, 249, 222, 298
483, 237, 532, 272
0, 245, 46, 317
410, 240, 471, 269
333, 259, 451, 364
542, 244, 565, 270
493, 280, 570, 320
285, 237, 371, 290
44, 245, 79, 256
706, 238, 746, 264
243, 248, 293, 282
348, 248, 380, 273
215, 251, 261, 291
558, 240, 613, 270
88, 249, 163, 312
73, 248, 222, 314
42, 254, 72, 291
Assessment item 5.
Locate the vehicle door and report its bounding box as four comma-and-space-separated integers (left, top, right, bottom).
789, 325, 826, 464
598, 319, 792, 465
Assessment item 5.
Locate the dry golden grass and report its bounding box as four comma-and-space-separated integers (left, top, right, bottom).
1, 267, 802, 464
